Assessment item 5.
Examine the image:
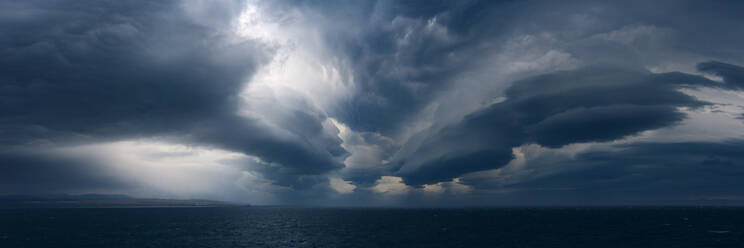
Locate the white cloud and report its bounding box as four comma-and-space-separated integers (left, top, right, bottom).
329, 177, 356, 194
237, 2, 356, 121
422, 183, 444, 193
422, 178, 472, 195
330, 118, 396, 172
372, 176, 410, 195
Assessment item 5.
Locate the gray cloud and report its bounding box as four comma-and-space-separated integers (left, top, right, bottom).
2, 0, 744, 205
0, 151, 130, 195
0, 0, 346, 191
393, 65, 742, 185
0, 0, 260, 141
484, 141, 744, 205
297, 0, 524, 134
697, 61, 744, 90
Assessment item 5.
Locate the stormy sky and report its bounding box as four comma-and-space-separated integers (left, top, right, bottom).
2, 0, 744, 206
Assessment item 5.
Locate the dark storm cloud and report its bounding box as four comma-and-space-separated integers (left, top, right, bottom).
0, 151, 129, 194
340, 0, 744, 202
487, 141, 744, 205
697, 61, 744, 90
292, 0, 522, 134
395, 64, 743, 185
3, 0, 744, 204
0, 0, 253, 140
0, 0, 346, 190
249, 0, 744, 192
302, 0, 744, 137
274, 0, 744, 197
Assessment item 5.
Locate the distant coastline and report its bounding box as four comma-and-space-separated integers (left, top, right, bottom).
0, 194, 248, 208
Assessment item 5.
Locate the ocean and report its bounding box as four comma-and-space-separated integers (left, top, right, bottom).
1, 207, 742, 247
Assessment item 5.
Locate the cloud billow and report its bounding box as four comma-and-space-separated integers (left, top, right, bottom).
0, 0, 346, 192
2, 0, 744, 205
492, 141, 744, 205
394, 65, 741, 185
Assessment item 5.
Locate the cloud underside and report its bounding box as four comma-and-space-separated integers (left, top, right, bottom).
1, 0, 744, 205
460, 141, 744, 205
0, 0, 347, 192
394, 66, 732, 185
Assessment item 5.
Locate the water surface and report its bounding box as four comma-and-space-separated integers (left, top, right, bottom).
1, 207, 742, 247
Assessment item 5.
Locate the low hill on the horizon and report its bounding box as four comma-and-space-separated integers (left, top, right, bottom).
0, 194, 247, 208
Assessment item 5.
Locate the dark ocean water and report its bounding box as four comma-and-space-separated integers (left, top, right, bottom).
0, 207, 742, 248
